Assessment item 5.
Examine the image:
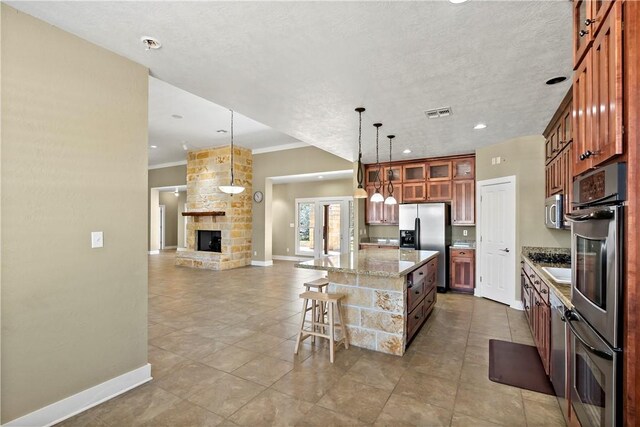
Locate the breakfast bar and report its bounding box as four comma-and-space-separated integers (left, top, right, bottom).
296, 248, 439, 356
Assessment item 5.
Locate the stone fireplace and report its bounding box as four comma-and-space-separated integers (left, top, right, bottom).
175, 145, 252, 270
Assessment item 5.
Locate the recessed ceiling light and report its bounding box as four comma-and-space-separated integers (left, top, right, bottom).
217, 129, 228, 133
150, 145, 158, 149
545, 76, 567, 85
449, 0, 468, 4
403, 149, 412, 154
474, 123, 487, 130
318, 175, 324, 179
171, 114, 183, 119
141, 36, 162, 50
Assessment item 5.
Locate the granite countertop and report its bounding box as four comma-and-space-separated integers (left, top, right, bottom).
295, 248, 439, 278
521, 249, 572, 308
359, 238, 400, 247
451, 241, 476, 249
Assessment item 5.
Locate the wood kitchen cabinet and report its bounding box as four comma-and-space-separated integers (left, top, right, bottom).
453, 157, 475, 180
573, 0, 615, 70
450, 248, 475, 293
364, 154, 475, 225
572, 0, 623, 178
365, 165, 384, 186
452, 179, 475, 225
403, 182, 426, 202
403, 163, 426, 182
521, 262, 551, 376
427, 181, 451, 201
365, 186, 384, 224
427, 161, 452, 181
544, 88, 574, 218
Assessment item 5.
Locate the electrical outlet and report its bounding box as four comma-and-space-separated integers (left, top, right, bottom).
491, 157, 496, 165
91, 231, 104, 248
253, 251, 257, 256
286, 248, 290, 253
463, 229, 468, 237
289, 223, 295, 228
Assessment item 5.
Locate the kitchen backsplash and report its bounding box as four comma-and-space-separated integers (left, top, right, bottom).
366, 225, 476, 242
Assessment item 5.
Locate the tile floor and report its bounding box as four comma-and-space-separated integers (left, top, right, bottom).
58, 251, 566, 426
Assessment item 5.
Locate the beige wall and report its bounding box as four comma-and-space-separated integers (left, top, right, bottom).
367, 224, 476, 242
159, 192, 180, 247
148, 165, 187, 250
252, 147, 354, 262
1, 6, 148, 423
272, 179, 353, 257
476, 135, 571, 299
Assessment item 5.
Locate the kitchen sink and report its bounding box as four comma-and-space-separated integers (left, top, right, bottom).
542, 267, 572, 285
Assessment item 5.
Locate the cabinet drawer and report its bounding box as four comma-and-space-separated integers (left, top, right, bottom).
451, 248, 474, 258
532, 275, 550, 305
423, 286, 436, 313
407, 280, 425, 313
407, 298, 426, 340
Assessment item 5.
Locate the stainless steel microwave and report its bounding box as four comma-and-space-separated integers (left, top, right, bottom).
545, 194, 565, 229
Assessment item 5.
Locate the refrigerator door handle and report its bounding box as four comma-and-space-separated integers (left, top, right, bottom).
414, 218, 420, 250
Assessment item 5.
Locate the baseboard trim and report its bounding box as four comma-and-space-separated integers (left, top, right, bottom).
3, 364, 152, 427
148, 250, 160, 255
272, 255, 311, 262
251, 260, 273, 267
510, 300, 524, 311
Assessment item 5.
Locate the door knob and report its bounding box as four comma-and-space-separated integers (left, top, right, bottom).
499, 248, 510, 253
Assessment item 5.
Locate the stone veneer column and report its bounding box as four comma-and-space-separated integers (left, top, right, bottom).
175, 145, 253, 270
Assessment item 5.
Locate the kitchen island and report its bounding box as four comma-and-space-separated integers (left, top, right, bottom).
296, 248, 439, 356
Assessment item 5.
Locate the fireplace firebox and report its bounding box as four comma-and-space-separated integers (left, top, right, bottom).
197, 230, 221, 253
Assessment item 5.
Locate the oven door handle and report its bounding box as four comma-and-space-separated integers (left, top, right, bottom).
565, 310, 614, 360
565, 210, 614, 222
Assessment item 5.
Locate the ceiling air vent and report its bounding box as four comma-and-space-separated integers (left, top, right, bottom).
424, 107, 453, 119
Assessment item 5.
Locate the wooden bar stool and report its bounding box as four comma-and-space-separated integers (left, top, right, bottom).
294, 291, 349, 363
303, 278, 329, 343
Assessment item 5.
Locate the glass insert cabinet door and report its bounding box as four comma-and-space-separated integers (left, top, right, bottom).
296, 197, 353, 258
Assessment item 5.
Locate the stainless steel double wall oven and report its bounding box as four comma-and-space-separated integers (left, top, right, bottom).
565, 163, 626, 427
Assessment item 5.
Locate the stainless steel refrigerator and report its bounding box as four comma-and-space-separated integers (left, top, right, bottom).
399, 203, 451, 292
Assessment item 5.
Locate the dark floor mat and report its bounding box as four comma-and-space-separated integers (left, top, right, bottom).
488, 339, 555, 395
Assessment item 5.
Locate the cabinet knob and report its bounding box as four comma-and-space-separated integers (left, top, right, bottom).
541, 288, 548, 294
536, 301, 541, 306
579, 29, 589, 37
584, 18, 596, 26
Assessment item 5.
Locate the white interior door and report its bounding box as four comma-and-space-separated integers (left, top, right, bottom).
477, 177, 516, 306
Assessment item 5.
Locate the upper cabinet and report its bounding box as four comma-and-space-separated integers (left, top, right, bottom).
403, 163, 426, 182
427, 161, 452, 181
574, 0, 593, 68
365, 155, 475, 225
544, 89, 574, 217
452, 157, 475, 180
572, 0, 623, 177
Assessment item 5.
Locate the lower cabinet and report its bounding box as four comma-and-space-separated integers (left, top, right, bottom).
521, 262, 551, 375
406, 258, 438, 343
450, 248, 475, 293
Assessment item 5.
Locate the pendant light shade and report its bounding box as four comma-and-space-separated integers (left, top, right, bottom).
219, 109, 246, 195
354, 107, 367, 199
384, 135, 397, 205
370, 123, 384, 203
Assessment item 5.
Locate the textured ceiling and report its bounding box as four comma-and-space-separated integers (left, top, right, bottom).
9, 1, 573, 163
148, 77, 302, 166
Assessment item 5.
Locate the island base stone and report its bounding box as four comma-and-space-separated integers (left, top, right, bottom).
327, 271, 406, 356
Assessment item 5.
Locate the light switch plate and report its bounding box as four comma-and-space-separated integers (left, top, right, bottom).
91, 231, 104, 248
289, 223, 295, 228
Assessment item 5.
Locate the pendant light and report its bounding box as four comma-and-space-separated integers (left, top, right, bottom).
384, 135, 397, 205
370, 123, 384, 202
219, 109, 245, 195
353, 107, 368, 199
